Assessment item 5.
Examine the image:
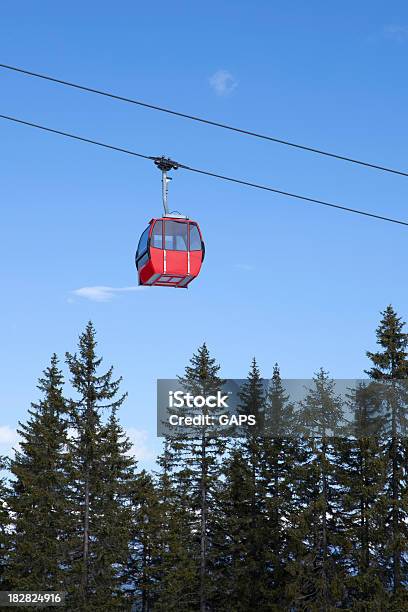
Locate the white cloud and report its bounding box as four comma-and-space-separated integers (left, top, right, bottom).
0, 426, 19, 458
384, 25, 408, 42
126, 428, 156, 462
0, 426, 18, 446
0, 424, 156, 465
72, 286, 145, 303
234, 263, 254, 272
209, 69, 238, 96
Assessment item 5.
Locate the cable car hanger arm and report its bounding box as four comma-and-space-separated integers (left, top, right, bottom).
153, 156, 179, 216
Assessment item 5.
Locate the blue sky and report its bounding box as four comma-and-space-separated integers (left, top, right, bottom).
1, 1, 408, 469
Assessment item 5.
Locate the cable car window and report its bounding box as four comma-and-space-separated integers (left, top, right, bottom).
151, 220, 163, 249
137, 227, 149, 258
164, 221, 188, 251
136, 252, 149, 270
189, 224, 201, 251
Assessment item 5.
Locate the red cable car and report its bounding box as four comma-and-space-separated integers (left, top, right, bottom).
136, 215, 204, 288
135, 157, 205, 288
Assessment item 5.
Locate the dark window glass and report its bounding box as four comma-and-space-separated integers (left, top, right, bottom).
136, 252, 149, 270
151, 220, 163, 249
136, 227, 149, 258
164, 220, 188, 251
189, 224, 201, 250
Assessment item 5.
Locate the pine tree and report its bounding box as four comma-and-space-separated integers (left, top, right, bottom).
265, 363, 296, 437
124, 460, 191, 612
236, 358, 269, 607
262, 364, 302, 609
65, 321, 137, 610
238, 357, 265, 434
365, 305, 408, 605
287, 369, 347, 611
212, 359, 268, 610
152, 460, 199, 612
366, 305, 408, 381
6, 355, 71, 591
126, 470, 163, 611
332, 383, 389, 609
94, 408, 138, 608
211, 448, 254, 611
161, 343, 226, 612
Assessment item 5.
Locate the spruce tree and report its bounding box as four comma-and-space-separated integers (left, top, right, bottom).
6, 355, 71, 591
65, 322, 137, 610
152, 462, 199, 612
262, 364, 302, 609
238, 357, 265, 433
162, 343, 226, 612
94, 408, 138, 608
126, 470, 163, 611
264, 363, 296, 437
212, 359, 267, 610
332, 383, 389, 610
365, 305, 408, 604
213, 361, 302, 611
125, 462, 190, 612
366, 305, 408, 381
212, 448, 254, 611
287, 369, 346, 610
235, 358, 269, 608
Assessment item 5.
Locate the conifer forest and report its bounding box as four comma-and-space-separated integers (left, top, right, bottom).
1, 305, 408, 611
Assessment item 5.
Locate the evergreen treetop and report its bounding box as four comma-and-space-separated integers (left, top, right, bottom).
6, 354, 71, 591
366, 305, 408, 380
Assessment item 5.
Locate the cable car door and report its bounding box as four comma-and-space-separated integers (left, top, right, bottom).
163, 219, 189, 275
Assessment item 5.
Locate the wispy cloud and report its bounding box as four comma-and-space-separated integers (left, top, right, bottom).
383, 24, 408, 42
67, 425, 155, 462
0, 426, 19, 458
72, 286, 145, 303
234, 263, 254, 272
209, 69, 238, 96
126, 428, 156, 462
0, 425, 156, 469
0, 426, 18, 445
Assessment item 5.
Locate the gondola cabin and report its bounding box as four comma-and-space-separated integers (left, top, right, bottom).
136, 215, 204, 288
